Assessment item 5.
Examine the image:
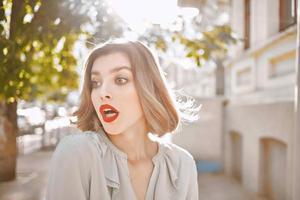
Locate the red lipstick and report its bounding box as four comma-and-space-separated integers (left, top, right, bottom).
99, 104, 119, 123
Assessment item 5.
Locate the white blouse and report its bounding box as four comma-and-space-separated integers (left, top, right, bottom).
46, 130, 199, 200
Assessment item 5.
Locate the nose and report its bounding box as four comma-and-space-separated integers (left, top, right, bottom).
98, 82, 112, 101
100, 94, 112, 101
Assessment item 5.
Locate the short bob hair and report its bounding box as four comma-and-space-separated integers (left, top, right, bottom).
74, 39, 198, 137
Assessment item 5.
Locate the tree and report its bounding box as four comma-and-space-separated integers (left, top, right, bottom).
138, 2, 238, 96
139, 24, 237, 96
172, 25, 237, 95
0, 0, 124, 181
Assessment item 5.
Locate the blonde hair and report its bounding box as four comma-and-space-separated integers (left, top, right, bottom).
74, 39, 199, 136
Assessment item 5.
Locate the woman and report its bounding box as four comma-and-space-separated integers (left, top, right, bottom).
46, 39, 199, 200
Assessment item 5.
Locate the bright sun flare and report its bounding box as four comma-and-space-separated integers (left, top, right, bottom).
106, 0, 198, 33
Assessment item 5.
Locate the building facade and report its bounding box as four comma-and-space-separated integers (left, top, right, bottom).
163, 58, 224, 165
176, 0, 298, 199
224, 0, 297, 199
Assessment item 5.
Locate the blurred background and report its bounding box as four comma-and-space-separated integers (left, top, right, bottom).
0, 0, 299, 199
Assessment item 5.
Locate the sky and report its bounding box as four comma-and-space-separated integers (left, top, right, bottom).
106, 0, 199, 34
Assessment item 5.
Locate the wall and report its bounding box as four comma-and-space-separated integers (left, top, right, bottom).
224, 101, 294, 197
172, 97, 224, 163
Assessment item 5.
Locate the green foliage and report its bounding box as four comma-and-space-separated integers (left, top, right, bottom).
0, 0, 124, 103
139, 20, 237, 67
0, 0, 81, 103
172, 25, 237, 66
138, 24, 169, 52
170, 25, 237, 67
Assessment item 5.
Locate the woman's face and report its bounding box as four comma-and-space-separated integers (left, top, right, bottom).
90, 52, 145, 135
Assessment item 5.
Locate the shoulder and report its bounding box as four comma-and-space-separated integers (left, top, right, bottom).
161, 143, 199, 198
164, 142, 195, 161
159, 141, 197, 189
52, 131, 101, 163
55, 131, 97, 151
161, 141, 196, 168
47, 132, 102, 199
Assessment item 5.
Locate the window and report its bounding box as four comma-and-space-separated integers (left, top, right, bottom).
269, 51, 296, 78
279, 0, 297, 31
244, 0, 250, 49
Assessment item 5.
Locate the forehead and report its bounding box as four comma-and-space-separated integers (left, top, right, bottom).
91, 52, 131, 76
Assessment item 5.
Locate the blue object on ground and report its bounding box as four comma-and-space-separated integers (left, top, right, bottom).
196, 160, 222, 173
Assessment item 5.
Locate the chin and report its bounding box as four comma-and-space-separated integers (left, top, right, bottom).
102, 127, 123, 135
105, 131, 121, 136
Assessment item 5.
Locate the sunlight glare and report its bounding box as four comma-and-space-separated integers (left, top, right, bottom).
106, 0, 197, 33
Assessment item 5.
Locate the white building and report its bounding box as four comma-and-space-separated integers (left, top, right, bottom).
176, 0, 298, 199
163, 58, 216, 98
224, 0, 297, 200
163, 57, 224, 167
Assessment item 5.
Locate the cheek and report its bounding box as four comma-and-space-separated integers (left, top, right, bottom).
122, 87, 144, 115
90, 91, 98, 111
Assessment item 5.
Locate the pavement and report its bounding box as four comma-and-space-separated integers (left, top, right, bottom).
198, 173, 267, 200
0, 149, 267, 200
0, 150, 52, 200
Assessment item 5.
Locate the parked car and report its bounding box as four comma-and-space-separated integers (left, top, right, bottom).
17, 107, 46, 136
17, 115, 32, 135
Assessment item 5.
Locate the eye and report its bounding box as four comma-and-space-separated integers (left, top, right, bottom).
91, 80, 101, 89
115, 77, 128, 85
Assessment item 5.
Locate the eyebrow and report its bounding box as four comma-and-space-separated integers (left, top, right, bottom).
91, 66, 132, 77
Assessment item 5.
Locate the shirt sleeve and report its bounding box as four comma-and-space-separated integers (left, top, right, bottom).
186, 159, 199, 200
45, 135, 90, 200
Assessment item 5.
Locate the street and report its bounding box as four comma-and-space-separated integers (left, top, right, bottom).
0, 150, 52, 200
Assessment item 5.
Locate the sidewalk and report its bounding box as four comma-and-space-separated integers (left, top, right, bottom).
0, 149, 267, 200
198, 173, 267, 200
0, 150, 53, 200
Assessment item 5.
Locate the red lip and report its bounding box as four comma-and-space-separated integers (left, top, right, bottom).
99, 104, 119, 123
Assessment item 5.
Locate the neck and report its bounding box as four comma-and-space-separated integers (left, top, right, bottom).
107, 118, 158, 162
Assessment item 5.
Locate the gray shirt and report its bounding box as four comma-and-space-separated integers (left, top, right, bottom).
46, 130, 199, 200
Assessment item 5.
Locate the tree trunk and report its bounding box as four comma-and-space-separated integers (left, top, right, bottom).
0, 101, 18, 181
0, 0, 24, 182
